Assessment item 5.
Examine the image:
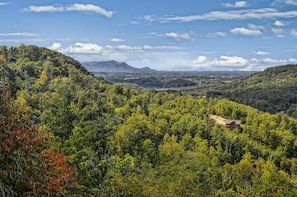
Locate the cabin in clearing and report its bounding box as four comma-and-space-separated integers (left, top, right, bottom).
209, 114, 241, 130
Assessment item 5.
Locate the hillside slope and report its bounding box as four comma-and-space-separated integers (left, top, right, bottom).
183, 64, 297, 117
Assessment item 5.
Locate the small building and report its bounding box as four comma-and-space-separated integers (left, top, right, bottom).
209, 114, 241, 130
225, 119, 241, 130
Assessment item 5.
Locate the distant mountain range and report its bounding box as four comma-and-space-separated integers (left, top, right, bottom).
82, 60, 254, 90
82, 60, 156, 76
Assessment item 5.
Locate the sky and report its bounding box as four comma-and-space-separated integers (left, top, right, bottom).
1, 0, 297, 71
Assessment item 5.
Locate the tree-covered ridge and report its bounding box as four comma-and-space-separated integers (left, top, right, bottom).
2, 45, 297, 196
183, 64, 297, 117
0, 84, 79, 196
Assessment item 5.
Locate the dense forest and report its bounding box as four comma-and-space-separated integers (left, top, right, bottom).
181, 64, 297, 118
1, 45, 297, 196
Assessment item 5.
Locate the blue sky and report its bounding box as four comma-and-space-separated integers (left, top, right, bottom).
1, 0, 297, 71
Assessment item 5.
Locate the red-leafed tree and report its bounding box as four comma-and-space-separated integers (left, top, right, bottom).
0, 84, 79, 196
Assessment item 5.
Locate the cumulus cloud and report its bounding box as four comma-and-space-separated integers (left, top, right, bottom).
223, 1, 247, 8
186, 55, 296, 71
230, 27, 262, 36
49, 42, 62, 50
255, 51, 270, 56
188, 55, 249, 69
110, 38, 125, 42
23, 4, 114, 17
64, 43, 104, 54
274, 20, 286, 27
192, 56, 208, 64
214, 56, 249, 66
164, 32, 191, 40
49, 42, 104, 54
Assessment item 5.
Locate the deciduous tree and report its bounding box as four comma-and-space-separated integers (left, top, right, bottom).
0, 85, 78, 196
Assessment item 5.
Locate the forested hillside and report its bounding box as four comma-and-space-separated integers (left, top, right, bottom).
1, 45, 297, 196
182, 64, 297, 118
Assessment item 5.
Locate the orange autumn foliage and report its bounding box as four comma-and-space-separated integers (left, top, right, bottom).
44, 149, 79, 194
0, 84, 79, 196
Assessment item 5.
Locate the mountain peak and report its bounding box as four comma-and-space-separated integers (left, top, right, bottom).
82, 60, 155, 76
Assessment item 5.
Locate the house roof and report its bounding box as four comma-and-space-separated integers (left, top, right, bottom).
225, 119, 241, 125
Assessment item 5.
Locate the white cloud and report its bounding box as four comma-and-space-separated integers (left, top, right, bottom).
185, 55, 295, 71
223, 1, 247, 8
188, 55, 249, 69
66, 4, 114, 17
0, 32, 38, 36
289, 58, 297, 62
207, 32, 227, 38
49, 42, 62, 50
23, 4, 114, 17
262, 58, 286, 63
230, 27, 262, 36
192, 56, 208, 64
61, 43, 103, 54
255, 51, 270, 56
116, 45, 142, 51
153, 8, 297, 22
110, 38, 125, 42
274, 20, 286, 27
165, 32, 191, 40
213, 56, 249, 66
23, 5, 64, 12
